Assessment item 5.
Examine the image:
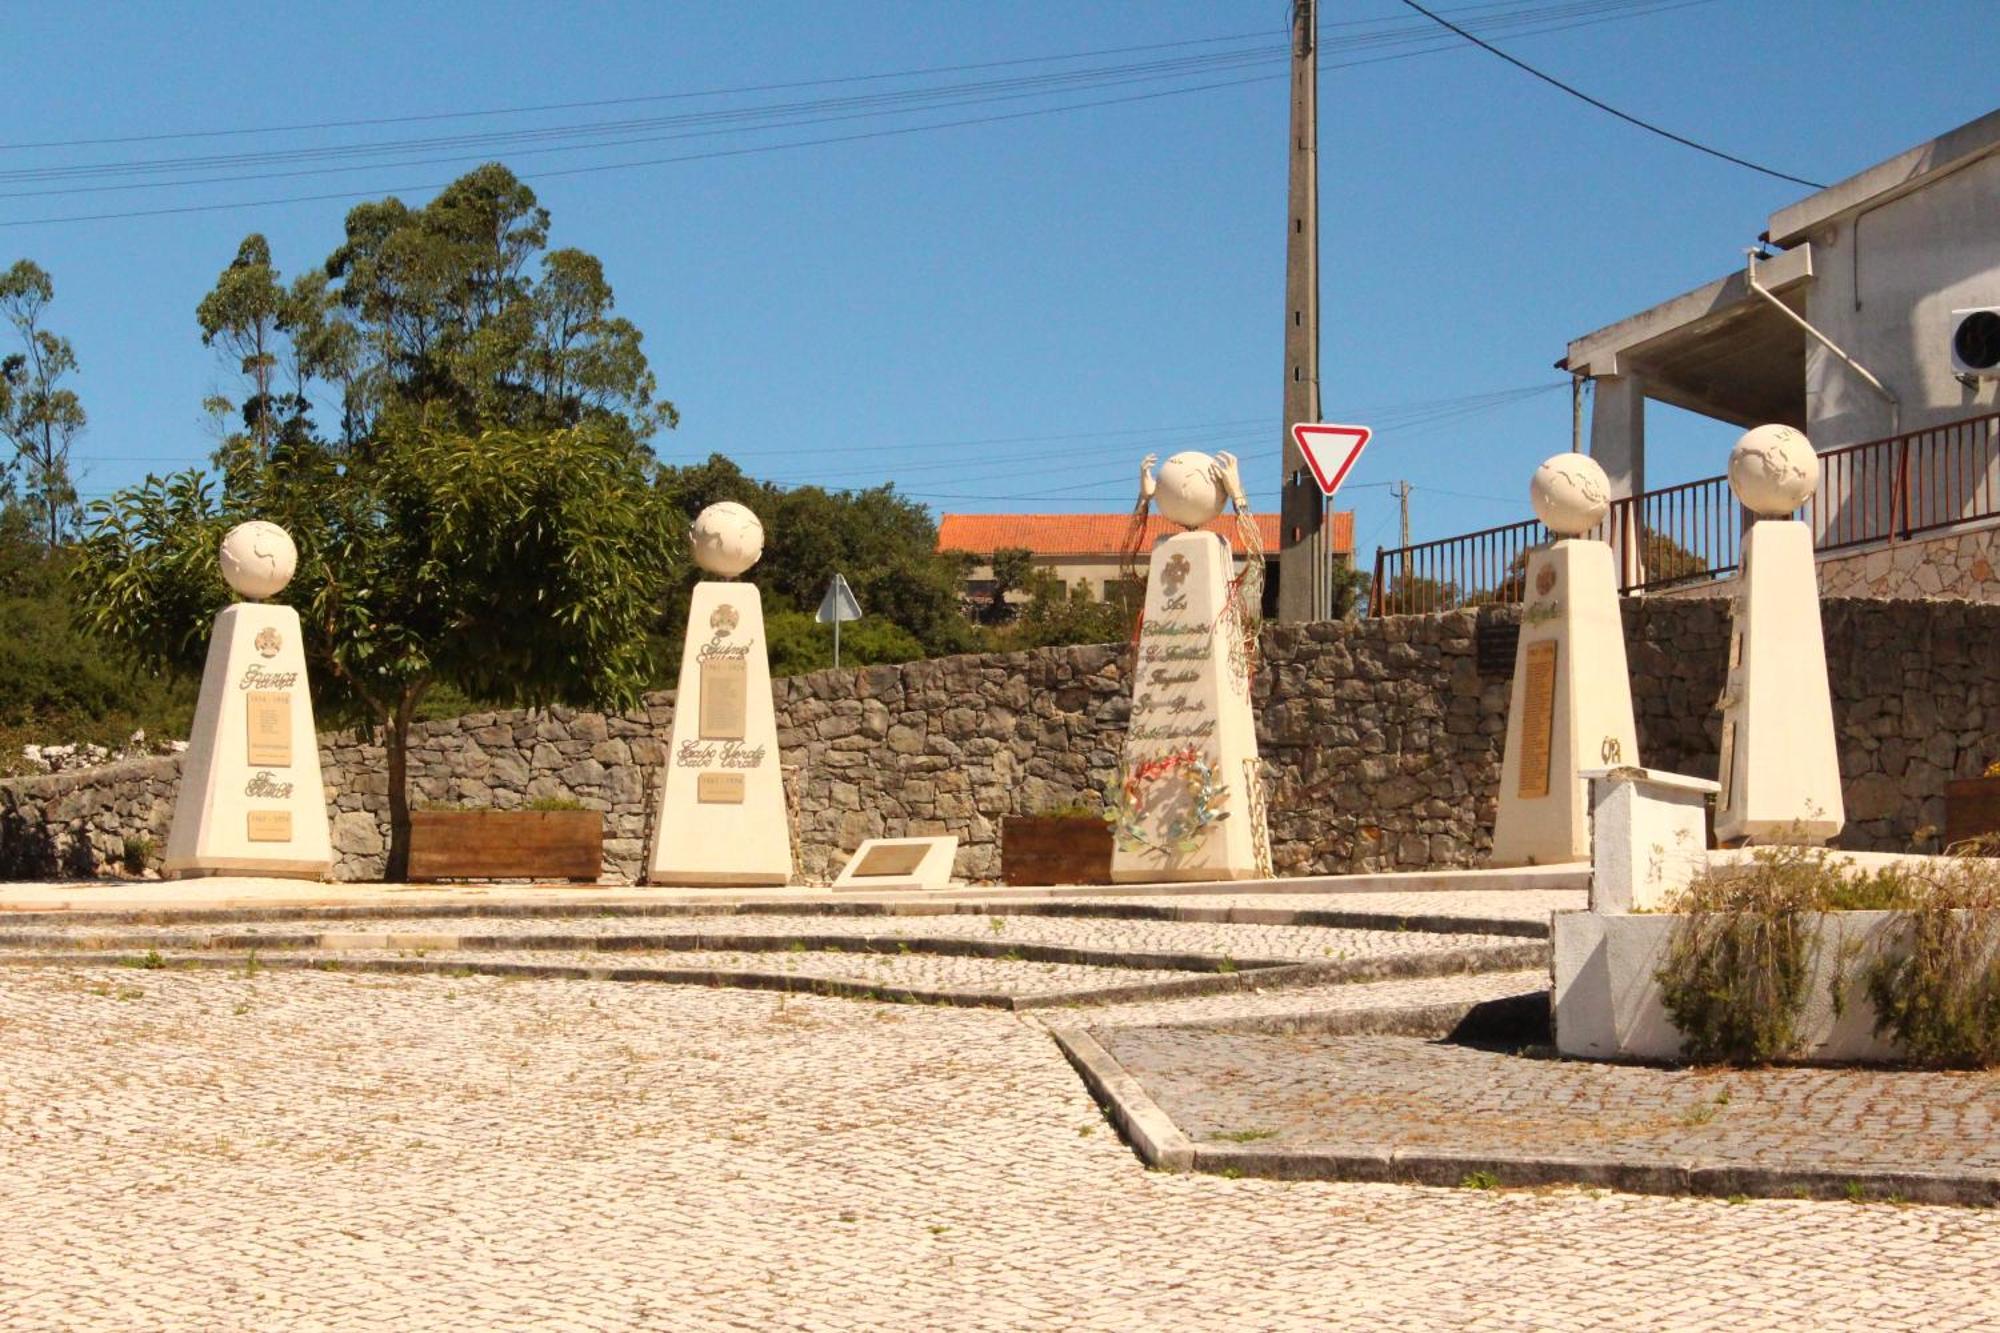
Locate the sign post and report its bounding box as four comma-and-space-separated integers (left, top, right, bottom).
815, 572, 863, 668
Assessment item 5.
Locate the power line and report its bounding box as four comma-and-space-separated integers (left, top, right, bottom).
0, 72, 1286, 229
0, 0, 1709, 225
0, 29, 1286, 153
0, 0, 1678, 162
1395, 0, 1826, 189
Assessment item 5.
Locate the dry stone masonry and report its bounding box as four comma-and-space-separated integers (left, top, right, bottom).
4, 598, 1997, 882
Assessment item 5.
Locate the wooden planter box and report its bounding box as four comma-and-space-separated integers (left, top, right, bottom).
407, 810, 604, 883
1001, 815, 1113, 887
1945, 776, 2000, 851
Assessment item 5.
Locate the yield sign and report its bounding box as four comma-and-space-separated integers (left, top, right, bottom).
816, 572, 862, 624
1291, 423, 1372, 498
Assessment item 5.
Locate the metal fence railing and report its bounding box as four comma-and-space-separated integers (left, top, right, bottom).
1369, 411, 2000, 616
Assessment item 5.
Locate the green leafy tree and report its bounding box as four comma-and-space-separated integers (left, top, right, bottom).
990, 570, 1128, 650
654, 454, 977, 668
1327, 556, 1373, 619
320, 164, 672, 446
0, 505, 194, 764
0, 260, 85, 551
985, 546, 1034, 624
1375, 571, 1462, 616
75, 422, 681, 879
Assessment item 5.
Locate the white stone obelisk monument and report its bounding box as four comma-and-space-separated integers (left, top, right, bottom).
162, 521, 333, 879
1490, 454, 1640, 866
1715, 424, 1843, 845
1108, 451, 1270, 883
647, 501, 793, 886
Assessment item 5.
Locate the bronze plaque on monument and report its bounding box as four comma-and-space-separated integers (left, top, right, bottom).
246, 809, 293, 843
1516, 640, 1558, 800
852, 841, 930, 878
697, 771, 746, 804
699, 659, 748, 740
245, 691, 293, 767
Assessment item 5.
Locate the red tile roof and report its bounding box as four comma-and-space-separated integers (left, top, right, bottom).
937, 511, 1352, 559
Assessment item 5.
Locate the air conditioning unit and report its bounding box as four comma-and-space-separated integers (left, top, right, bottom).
1950, 307, 2000, 377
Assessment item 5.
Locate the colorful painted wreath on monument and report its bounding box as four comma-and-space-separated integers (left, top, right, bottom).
1101, 744, 1231, 859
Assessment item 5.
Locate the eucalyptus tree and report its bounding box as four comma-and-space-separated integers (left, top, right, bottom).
0, 260, 85, 551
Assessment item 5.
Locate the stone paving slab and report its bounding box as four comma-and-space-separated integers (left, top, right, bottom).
0, 911, 1529, 964
1092, 1027, 2000, 1203
0, 965, 1995, 1329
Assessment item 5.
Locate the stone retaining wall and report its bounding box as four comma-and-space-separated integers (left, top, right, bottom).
4, 598, 1996, 882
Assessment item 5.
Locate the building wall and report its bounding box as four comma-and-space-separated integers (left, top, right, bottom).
6, 599, 1996, 884
1802, 153, 2000, 449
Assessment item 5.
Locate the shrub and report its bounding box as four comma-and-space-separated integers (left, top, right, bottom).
120, 835, 154, 875
1866, 857, 2000, 1068
1657, 845, 1829, 1064
1659, 844, 2000, 1067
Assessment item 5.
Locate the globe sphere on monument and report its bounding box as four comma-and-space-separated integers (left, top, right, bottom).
690, 501, 765, 577
1154, 451, 1227, 529
218, 520, 298, 601
1728, 423, 1818, 517
1529, 453, 1611, 536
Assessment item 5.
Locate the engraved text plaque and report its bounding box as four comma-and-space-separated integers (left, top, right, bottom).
1516, 640, 1558, 800
699, 659, 748, 740
245, 691, 293, 768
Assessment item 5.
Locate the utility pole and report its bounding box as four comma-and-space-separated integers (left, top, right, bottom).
1276, 0, 1323, 624
1391, 480, 1412, 579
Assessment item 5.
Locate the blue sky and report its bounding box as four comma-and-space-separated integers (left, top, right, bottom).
2, 1, 1995, 563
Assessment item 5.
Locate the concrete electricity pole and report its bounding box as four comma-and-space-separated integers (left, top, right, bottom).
1276, 0, 1324, 624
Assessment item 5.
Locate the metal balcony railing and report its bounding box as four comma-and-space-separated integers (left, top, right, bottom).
1369, 411, 2000, 616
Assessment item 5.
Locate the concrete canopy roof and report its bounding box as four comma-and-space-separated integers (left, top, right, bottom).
1766, 107, 2000, 248
1558, 244, 1812, 429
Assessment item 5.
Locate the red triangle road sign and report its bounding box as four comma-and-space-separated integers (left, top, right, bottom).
1291, 423, 1372, 498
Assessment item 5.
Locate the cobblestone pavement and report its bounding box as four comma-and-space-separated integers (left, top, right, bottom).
2, 965, 1997, 1329
0, 911, 1526, 966
1096, 1027, 2000, 1176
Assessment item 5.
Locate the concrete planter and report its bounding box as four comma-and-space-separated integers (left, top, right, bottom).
407, 809, 604, 883
1553, 909, 1919, 1063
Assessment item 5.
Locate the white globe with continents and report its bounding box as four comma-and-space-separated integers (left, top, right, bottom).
690, 501, 766, 577
217, 520, 298, 600
1728, 423, 1818, 517
1529, 453, 1612, 536
1154, 451, 1228, 529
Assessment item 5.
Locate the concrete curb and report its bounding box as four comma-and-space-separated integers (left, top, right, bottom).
1049, 1026, 1194, 1172
1187, 1146, 2000, 1206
